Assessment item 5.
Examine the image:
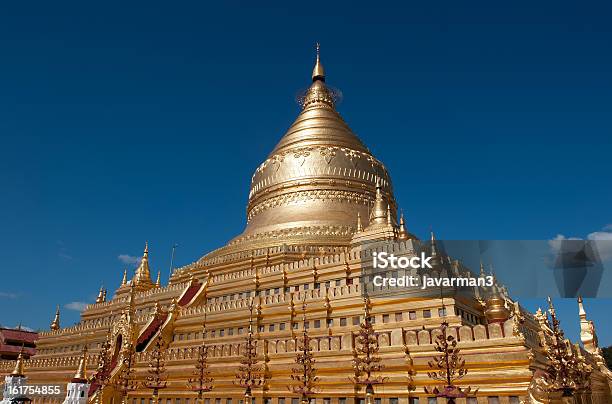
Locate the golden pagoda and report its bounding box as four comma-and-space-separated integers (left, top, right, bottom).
1, 46, 611, 404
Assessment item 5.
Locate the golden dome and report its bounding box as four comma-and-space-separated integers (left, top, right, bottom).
209, 47, 396, 256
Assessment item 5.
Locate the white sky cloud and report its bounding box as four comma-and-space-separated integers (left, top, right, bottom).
0, 292, 18, 299
550, 225, 612, 262
65, 301, 88, 311
118, 254, 141, 265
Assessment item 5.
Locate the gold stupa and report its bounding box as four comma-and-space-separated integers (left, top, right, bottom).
213, 45, 395, 257
1, 46, 611, 404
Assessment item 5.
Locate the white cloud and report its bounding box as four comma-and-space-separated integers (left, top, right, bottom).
118, 254, 141, 265
548, 234, 580, 252
57, 240, 73, 261
549, 225, 612, 262
587, 230, 612, 261
58, 252, 73, 261
0, 292, 18, 299
65, 302, 88, 312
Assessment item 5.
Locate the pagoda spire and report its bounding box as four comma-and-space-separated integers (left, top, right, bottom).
11, 347, 25, 377
428, 230, 444, 269
72, 346, 88, 382
370, 180, 387, 225
50, 305, 60, 330
430, 231, 438, 256
155, 269, 161, 287
96, 285, 105, 303
577, 296, 600, 354
133, 242, 154, 287
356, 212, 363, 232
578, 296, 587, 320
121, 268, 128, 286
398, 212, 409, 240
312, 42, 325, 82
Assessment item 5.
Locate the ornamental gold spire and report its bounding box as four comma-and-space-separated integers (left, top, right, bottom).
398, 212, 408, 240
370, 180, 387, 225
50, 305, 60, 330
133, 242, 154, 287
156, 269, 161, 287
11, 344, 25, 377
11, 347, 25, 377
121, 268, 128, 286
428, 230, 445, 270
311, 42, 325, 82
72, 346, 88, 382
430, 231, 438, 256
95, 285, 104, 303
356, 212, 363, 232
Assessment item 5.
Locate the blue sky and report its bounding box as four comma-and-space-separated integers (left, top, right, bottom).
0, 1, 611, 345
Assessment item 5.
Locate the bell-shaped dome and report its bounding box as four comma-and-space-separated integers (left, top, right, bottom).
211, 47, 396, 255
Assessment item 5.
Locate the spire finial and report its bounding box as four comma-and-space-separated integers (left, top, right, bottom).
96, 285, 105, 303
430, 230, 438, 256
578, 296, 587, 319
11, 346, 25, 377
311, 42, 325, 82
121, 268, 127, 286
386, 203, 392, 226
156, 269, 161, 287
133, 241, 153, 287
398, 211, 409, 241
72, 346, 87, 382
50, 305, 60, 330
369, 178, 387, 225
547, 296, 556, 316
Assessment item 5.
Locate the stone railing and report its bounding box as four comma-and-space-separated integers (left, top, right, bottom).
0, 354, 99, 372
401, 318, 521, 347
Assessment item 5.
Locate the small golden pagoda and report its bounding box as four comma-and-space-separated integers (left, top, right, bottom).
1, 46, 611, 404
